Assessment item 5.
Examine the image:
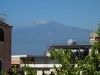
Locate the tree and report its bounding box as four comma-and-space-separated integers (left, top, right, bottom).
50, 24, 100, 75
6, 65, 37, 75
22, 65, 36, 75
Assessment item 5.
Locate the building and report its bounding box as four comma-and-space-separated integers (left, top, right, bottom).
11, 55, 53, 64
90, 32, 100, 45
49, 45, 92, 60
0, 21, 12, 72
11, 55, 60, 75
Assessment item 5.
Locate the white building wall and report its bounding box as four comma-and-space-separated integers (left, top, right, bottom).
37, 70, 42, 75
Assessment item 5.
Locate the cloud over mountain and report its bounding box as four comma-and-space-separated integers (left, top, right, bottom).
32, 20, 49, 25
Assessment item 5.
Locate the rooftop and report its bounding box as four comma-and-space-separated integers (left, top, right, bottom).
49, 44, 92, 50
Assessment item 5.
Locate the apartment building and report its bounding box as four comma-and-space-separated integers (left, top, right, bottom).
11, 55, 60, 75
49, 45, 92, 60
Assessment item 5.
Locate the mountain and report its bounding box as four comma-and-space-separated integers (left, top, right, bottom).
12, 21, 92, 56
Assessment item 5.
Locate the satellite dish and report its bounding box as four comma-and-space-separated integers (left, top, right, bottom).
67, 39, 77, 45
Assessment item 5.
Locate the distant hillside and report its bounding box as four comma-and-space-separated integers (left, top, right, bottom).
12, 21, 92, 56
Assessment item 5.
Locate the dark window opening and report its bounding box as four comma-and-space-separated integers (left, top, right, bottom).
0, 60, 2, 71
71, 49, 89, 60
0, 28, 4, 41
95, 37, 100, 41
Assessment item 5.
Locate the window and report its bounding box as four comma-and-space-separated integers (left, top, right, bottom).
0, 28, 4, 41
95, 37, 100, 41
0, 60, 2, 71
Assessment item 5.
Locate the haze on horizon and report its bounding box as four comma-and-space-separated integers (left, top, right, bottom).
0, 0, 100, 29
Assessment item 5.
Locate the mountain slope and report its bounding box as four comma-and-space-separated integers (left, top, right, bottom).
12, 21, 92, 56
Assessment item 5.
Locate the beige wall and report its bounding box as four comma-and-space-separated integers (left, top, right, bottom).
90, 32, 99, 45
11, 57, 21, 64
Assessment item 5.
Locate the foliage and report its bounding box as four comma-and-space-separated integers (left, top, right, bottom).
21, 57, 34, 64
97, 23, 100, 36
11, 65, 20, 75
1, 65, 36, 75
22, 65, 36, 75
8, 65, 36, 75
7, 65, 22, 75
0, 71, 7, 75
50, 24, 100, 75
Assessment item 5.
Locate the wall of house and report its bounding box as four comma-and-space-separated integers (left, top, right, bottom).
90, 32, 99, 45
11, 57, 21, 64
0, 23, 12, 73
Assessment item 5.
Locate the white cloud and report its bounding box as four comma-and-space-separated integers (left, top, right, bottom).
22, 20, 54, 28
32, 20, 49, 25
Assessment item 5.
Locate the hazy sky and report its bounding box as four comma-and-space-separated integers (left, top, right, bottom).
0, 0, 100, 29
